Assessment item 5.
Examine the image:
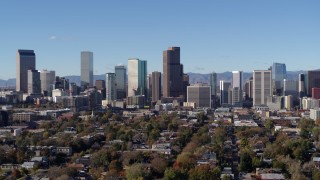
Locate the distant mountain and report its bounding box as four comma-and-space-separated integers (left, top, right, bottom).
0, 71, 307, 87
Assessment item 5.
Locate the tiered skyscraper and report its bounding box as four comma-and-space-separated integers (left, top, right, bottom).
16, 50, 36, 93
127, 58, 147, 97
231, 71, 243, 106
163, 47, 185, 98
80, 51, 93, 87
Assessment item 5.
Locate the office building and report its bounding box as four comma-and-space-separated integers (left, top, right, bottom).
253, 70, 272, 106
272, 63, 286, 95
95, 80, 105, 90
115, 65, 127, 99
244, 77, 253, 99
16, 50, 36, 93
28, 70, 41, 94
220, 80, 231, 105
40, 70, 55, 95
163, 47, 184, 98
307, 70, 320, 97
187, 84, 211, 108
210, 72, 217, 96
127, 58, 147, 97
80, 51, 93, 87
299, 73, 306, 98
151, 71, 161, 102
106, 73, 116, 104
232, 71, 243, 106
310, 108, 320, 121
283, 79, 298, 97
284, 95, 293, 110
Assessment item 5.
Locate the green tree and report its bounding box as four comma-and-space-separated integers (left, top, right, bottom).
239, 150, 253, 172
126, 163, 150, 180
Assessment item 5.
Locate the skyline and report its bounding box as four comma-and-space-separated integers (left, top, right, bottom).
1, 0, 320, 80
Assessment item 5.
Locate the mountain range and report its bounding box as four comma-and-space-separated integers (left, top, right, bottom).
0, 71, 305, 88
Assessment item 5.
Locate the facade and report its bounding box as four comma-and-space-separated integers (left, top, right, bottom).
220, 81, 231, 105
127, 58, 147, 97
115, 65, 127, 99
187, 84, 211, 108
151, 71, 161, 102
310, 108, 320, 121
106, 73, 116, 104
232, 71, 243, 106
80, 51, 93, 87
272, 63, 286, 95
163, 47, 184, 98
95, 80, 105, 90
210, 72, 217, 96
284, 95, 293, 110
40, 70, 55, 95
253, 70, 272, 106
28, 70, 41, 94
308, 70, 320, 97
16, 50, 36, 93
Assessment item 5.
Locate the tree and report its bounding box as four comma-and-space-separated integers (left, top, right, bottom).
188, 165, 213, 180
126, 163, 150, 180
239, 150, 253, 172
151, 157, 167, 176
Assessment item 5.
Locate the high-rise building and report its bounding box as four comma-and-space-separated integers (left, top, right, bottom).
115, 65, 127, 99
151, 71, 161, 102
307, 70, 320, 97
232, 71, 243, 106
220, 80, 231, 105
40, 70, 55, 95
210, 72, 217, 96
80, 51, 93, 87
244, 77, 253, 99
163, 47, 184, 98
127, 58, 147, 97
299, 73, 306, 98
28, 70, 41, 94
187, 84, 211, 108
106, 73, 116, 104
312, 88, 320, 99
283, 79, 298, 97
16, 50, 36, 93
272, 63, 286, 95
253, 70, 272, 106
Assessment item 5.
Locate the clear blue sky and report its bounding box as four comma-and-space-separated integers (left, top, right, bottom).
0, 0, 319, 79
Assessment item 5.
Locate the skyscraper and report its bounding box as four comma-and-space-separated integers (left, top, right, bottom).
307, 70, 320, 97
28, 69, 41, 94
80, 51, 93, 87
115, 65, 127, 99
127, 58, 147, 97
272, 63, 286, 95
40, 70, 55, 95
151, 71, 161, 102
253, 70, 272, 106
163, 47, 184, 98
220, 80, 231, 105
210, 72, 217, 96
16, 50, 36, 93
232, 71, 243, 106
299, 73, 306, 98
106, 73, 116, 104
